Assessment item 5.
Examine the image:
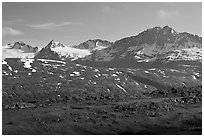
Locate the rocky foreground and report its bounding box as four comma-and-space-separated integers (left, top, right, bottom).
2, 86, 202, 135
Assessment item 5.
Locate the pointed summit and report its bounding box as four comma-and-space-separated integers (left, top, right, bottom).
162, 25, 172, 29
45, 40, 65, 49
44, 40, 54, 49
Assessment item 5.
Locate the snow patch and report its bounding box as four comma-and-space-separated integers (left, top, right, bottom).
76, 64, 82, 67
93, 69, 100, 72
112, 74, 118, 77
192, 75, 197, 80
57, 82, 62, 85
115, 78, 120, 81
32, 69, 36, 72
38, 59, 66, 64
49, 72, 54, 75
51, 45, 91, 61
59, 75, 64, 78
116, 84, 127, 93
108, 68, 115, 71
2, 60, 7, 64
8, 65, 13, 71
102, 74, 109, 77
170, 69, 179, 72
14, 70, 18, 73
21, 58, 34, 69
148, 68, 156, 71
158, 70, 165, 75
144, 71, 150, 73
193, 72, 200, 77
153, 73, 159, 77
73, 71, 80, 75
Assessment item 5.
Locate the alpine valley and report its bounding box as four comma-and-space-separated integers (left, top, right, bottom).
2, 26, 202, 135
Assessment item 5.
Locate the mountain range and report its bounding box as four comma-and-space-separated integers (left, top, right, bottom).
3, 26, 202, 65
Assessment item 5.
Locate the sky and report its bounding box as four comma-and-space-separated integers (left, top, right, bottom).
2, 2, 202, 48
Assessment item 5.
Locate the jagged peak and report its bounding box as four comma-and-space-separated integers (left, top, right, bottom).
145, 25, 177, 34
46, 40, 66, 49
3, 41, 38, 53
162, 25, 172, 30
74, 39, 113, 50
161, 25, 177, 34
85, 39, 112, 44
8, 41, 36, 48
14, 41, 21, 44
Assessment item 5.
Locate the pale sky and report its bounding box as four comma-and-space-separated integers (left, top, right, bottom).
2, 2, 202, 48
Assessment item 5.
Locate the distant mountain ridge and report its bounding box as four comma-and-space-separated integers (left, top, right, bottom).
6, 41, 38, 53
73, 39, 113, 50
2, 42, 38, 59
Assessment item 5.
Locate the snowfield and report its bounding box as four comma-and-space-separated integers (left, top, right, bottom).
51, 46, 91, 60
2, 47, 35, 59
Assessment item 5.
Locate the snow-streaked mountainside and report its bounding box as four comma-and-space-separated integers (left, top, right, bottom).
78, 26, 202, 63
2, 58, 201, 98
2, 42, 39, 59
35, 39, 112, 61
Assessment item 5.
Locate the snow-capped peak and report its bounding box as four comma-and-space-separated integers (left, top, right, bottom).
53, 41, 60, 46
35, 40, 92, 61
50, 40, 65, 48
